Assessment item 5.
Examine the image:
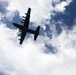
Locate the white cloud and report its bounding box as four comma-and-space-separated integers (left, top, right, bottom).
54, 1, 68, 12
2, 0, 72, 25
0, 0, 72, 27
0, 0, 76, 75
54, 0, 72, 12
0, 21, 76, 75
6, 0, 53, 25
1, 0, 72, 27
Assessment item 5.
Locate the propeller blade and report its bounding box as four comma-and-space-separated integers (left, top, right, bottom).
25, 13, 27, 15
19, 38, 21, 40
18, 34, 21, 36
22, 16, 26, 18
21, 21, 24, 23
19, 29, 22, 32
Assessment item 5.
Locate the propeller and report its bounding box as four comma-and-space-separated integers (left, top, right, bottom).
21, 21, 24, 23
18, 33, 21, 36
19, 30, 22, 32
25, 13, 27, 15
19, 38, 21, 40
23, 19, 25, 21
18, 31, 22, 36
22, 16, 26, 18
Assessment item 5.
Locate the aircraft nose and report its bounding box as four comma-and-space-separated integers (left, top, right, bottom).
12, 23, 15, 25
12, 23, 17, 27
12, 23, 17, 26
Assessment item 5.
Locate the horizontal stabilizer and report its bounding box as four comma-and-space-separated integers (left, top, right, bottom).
34, 26, 40, 40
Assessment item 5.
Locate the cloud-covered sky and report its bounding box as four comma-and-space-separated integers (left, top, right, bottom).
0, 0, 76, 75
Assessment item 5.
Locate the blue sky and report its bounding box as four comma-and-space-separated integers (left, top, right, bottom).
0, 0, 76, 75
52, 0, 76, 29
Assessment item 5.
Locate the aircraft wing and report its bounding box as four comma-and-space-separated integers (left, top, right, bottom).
22, 8, 31, 28
19, 31, 26, 44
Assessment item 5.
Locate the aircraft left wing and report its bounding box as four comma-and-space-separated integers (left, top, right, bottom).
19, 31, 26, 44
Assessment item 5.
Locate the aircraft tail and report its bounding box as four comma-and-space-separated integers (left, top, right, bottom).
34, 26, 40, 40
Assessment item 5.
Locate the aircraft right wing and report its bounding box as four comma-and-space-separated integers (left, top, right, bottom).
22, 8, 31, 28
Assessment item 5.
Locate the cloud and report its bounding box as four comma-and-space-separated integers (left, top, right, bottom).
54, 1, 68, 12
0, 21, 76, 75
0, 0, 76, 75
0, 0, 72, 26
0, 0, 73, 31
6, 0, 52, 25
53, 0, 72, 12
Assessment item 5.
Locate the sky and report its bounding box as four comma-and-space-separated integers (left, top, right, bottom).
0, 0, 76, 75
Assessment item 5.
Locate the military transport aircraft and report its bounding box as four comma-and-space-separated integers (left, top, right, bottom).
12, 8, 40, 44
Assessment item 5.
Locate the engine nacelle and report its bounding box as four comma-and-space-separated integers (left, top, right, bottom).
21, 21, 24, 23
22, 19, 25, 21
19, 38, 21, 40
18, 33, 22, 36
22, 16, 26, 18
25, 13, 27, 15
19, 30, 22, 32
